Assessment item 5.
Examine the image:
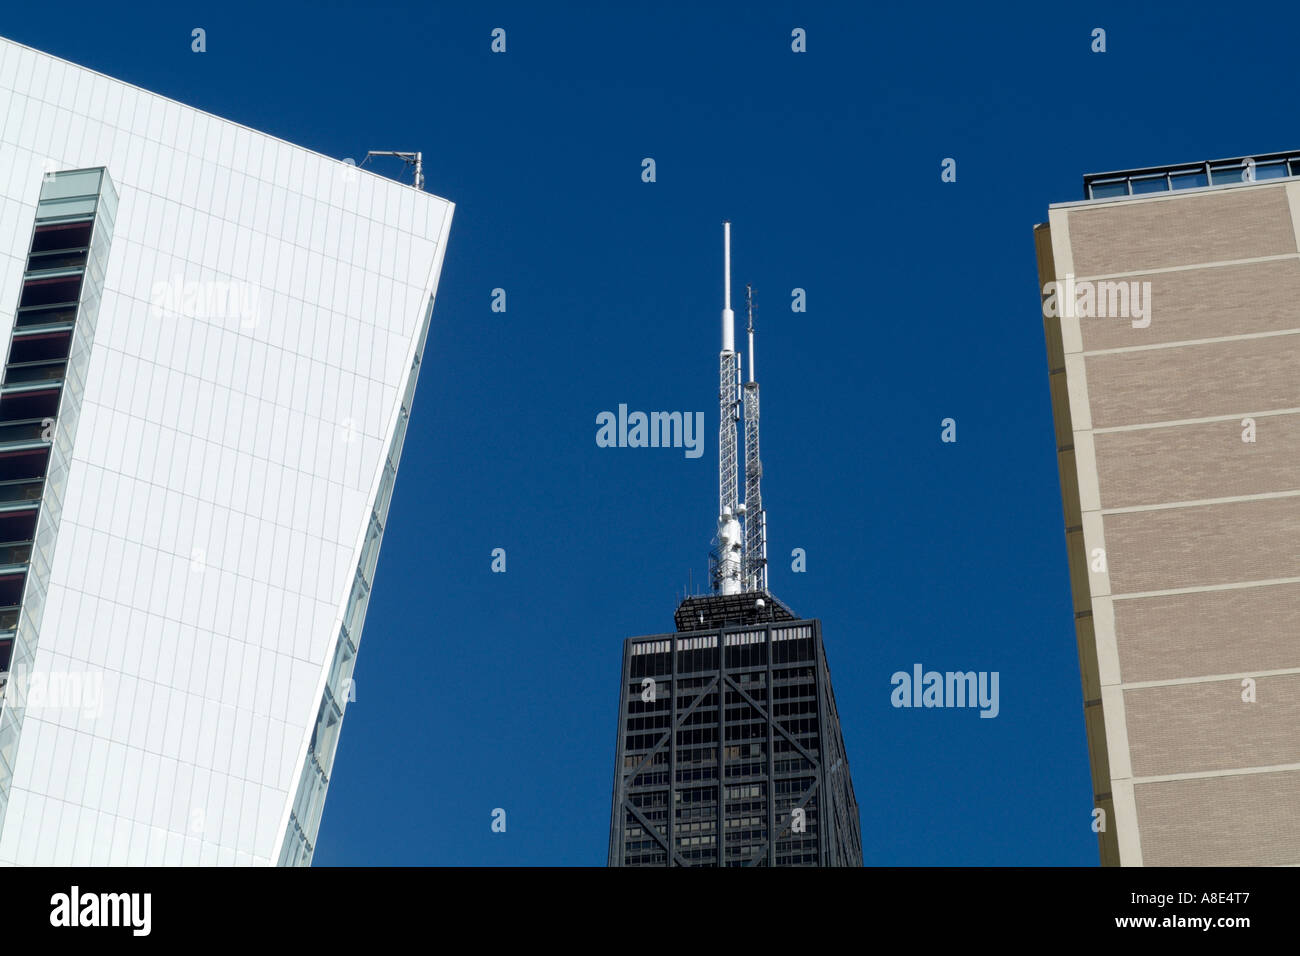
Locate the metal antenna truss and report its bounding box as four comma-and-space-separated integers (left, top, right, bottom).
719, 353, 739, 522
360, 150, 425, 190
713, 222, 743, 595
712, 225, 777, 596
743, 284, 767, 592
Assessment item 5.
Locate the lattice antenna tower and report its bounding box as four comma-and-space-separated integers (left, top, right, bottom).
742, 283, 767, 592
360, 150, 424, 190
713, 221, 743, 595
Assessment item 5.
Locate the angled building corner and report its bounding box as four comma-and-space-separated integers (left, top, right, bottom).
0, 35, 454, 865
1037, 153, 1300, 867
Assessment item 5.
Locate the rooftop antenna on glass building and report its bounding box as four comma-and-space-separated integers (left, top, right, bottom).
360, 150, 424, 190
710, 225, 769, 598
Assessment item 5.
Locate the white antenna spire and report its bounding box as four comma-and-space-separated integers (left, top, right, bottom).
715, 221, 742, 595
747, 284, 755, 384
722, 221, 734, 350
743, 284, 767, 592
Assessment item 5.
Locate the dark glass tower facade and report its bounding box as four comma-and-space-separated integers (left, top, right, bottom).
608, 591, 861, 867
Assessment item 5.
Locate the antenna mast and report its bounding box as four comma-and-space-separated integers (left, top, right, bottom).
714, 222, 743, 595
743, 284, 767, 591
359, 150, 425, 190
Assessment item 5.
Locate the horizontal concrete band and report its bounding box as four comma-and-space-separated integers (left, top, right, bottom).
1071, 252, 1298, 284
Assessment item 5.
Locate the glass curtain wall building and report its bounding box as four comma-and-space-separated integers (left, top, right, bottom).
608, 594, 862, 867
0, 36, 453, 865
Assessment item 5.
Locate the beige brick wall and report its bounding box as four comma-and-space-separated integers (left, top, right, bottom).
1125, 675, 1300, 776
1079, 259, 1300, 351
1105, 496, 1300, 593
1133, 770, 1300, 866
1095, 414, 1300, 508
1084, 336, 1300, 429
1068, 187, 1295, 275
1038, 178, 1300, 866
1113, 583, 1300, 682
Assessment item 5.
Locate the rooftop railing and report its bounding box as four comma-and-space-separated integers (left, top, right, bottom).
1083, 151, 1300, 200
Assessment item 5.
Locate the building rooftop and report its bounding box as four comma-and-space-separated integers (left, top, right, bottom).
672, 590, 798, 632
1082, 150, 1300, 200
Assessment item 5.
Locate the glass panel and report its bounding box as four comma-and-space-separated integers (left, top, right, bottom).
325, 631, 356, 699
14, 306, 76, 330
305, 768, 329, 834
0, 712, 18, 775
0, 481, 44, 507
374, 461, 397, 521
30, 221, 92, 253
0, 389, 61, 424
37, 169, 102, 202
18, 275, 82, 309
25, 249, 88, 272
0, 575, 25, 607
389, 407, 410, 460
0, 447, 50, 482
34, 196, 98, 221
0, 509, 37, 545
1131, 175, 1168, 194
1254, 161, 1289, 181
96, 180, 118, 221
291, 760, 316, 823
0, 421, 48, 446
310, 695, 343, 779
1088, 180, 1127, 199
3, 362, 67, 386
1210, 163, 1249, 185
7, 331, 73, 366
1169, 170, 1209, 190
0, 544, 31, 567
358, 518, 382, 583
342, 572, 370, 636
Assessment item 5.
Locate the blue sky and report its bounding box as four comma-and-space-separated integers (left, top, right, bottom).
5, 0, 1294, 865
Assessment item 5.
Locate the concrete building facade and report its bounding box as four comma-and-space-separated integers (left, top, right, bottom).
1036, 153, 1300, 865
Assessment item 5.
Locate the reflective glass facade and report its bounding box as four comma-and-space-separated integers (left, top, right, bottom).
278, 294, 432, 865
0, 37, 453, 865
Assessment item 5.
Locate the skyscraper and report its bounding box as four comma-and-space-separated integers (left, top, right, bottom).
1035, 152, 1300, 866
0, 36, 453, 865
607, 225, 861, 867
